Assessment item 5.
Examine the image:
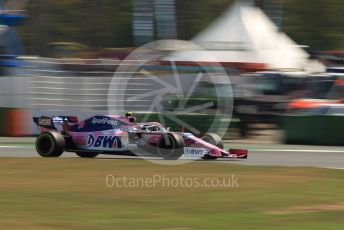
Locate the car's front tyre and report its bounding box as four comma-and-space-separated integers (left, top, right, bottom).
201, 133, 224, 149
201, 133, 224, 160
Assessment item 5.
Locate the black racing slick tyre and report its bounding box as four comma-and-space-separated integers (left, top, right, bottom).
75, 152, 99, 158
201, 133, 224, 149
35, 132, 65, 157
157, 133, 184, 160
201, 133, 223, 160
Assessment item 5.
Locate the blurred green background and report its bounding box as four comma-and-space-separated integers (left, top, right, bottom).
17, 0, 344, 55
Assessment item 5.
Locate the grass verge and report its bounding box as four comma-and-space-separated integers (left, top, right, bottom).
0, 158, 343, 230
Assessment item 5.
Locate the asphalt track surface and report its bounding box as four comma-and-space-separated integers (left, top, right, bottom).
0, 138, 343, 169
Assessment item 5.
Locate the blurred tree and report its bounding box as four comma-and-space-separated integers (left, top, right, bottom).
283, 0, 344, 50
15, 0, 344, 55
17, 0, 133, 54
175, 0, 235, 40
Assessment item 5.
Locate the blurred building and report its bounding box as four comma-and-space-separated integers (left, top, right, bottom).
155, 0, 177, 40
0, 0, 27, 56
133, 0, 177, 46
133, 0, 155, 46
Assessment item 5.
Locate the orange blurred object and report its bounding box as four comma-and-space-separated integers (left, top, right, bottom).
5, 109, 32, 136
289, 99, 343, 109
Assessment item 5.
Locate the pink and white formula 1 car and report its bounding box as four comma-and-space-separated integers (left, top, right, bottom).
33, 114, 248, 160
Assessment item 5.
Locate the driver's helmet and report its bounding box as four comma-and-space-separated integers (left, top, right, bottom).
125, 112, 133, 117
125, 112, 136, 123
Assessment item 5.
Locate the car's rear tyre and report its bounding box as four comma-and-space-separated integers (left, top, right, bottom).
75, 152, 99, 158
35, 132, 65, 157
201, 133, 224, 149
157, 133, 184, 160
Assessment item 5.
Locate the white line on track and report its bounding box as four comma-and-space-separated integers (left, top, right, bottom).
253, 149, 344, 153
0, 146, 34, 149
1, 146, 343, 153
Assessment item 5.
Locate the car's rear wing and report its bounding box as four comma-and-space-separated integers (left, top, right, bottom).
33, 116, 79, 132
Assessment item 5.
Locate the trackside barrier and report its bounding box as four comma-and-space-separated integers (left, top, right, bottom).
0, 108, 32, 137
282, 115, 344, 146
